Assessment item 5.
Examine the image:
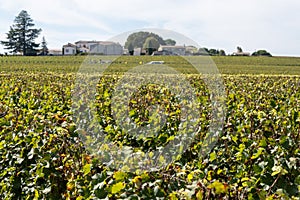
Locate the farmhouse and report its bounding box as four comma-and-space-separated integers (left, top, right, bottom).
185, 46, 198, 55
158, 45, 186, 56
72, 40, 123, 55
62, 43, 76, 55
232, 52, 250, 56
48, 49, 63, 56
89, 41, 123, 55
75, 40, 98, 50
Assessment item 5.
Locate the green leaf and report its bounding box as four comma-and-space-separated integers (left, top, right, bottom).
259, 138, 267, 147
251, 148, 264, 159
271, 166, 288, 176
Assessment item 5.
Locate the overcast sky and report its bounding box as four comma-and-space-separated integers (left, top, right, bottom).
0, 0, 299, 56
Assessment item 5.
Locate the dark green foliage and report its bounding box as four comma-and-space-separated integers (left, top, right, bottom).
164, 39, 176, 46
252, 50, 272, 57
40, 36, 48, 56
198, 48, 225, 56
143, 37, 160, 55
219, 49, 226, 56
198, 47, 209, 55
208, 49, 220, 56
1, 10, 41, 56
124, 31, 166, 50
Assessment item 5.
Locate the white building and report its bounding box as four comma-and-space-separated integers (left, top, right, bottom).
62, 43, 76, 55
89, 41, 123, 55
158, 45, 186, 56
75, 40, 98, 50
48, 49, 63, 56
133, 47, 142, 56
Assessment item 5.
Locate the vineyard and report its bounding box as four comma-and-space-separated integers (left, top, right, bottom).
0, 56, 299, 199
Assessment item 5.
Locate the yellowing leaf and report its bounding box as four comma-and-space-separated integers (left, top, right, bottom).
132, 175, 142, 183
113, 171, 127, 181
169, 192, 178, 200
209, 151, 217, 162
167, 135, 175, 142
111, 182, 125, 194
208, 181, 227, 194
232, 135, 238, 143
207, 170, 213, 181
67, 182, 75, 191
187, 173, 193, 182
159, 155, 165, 163
83, 164, 91, 176
196, 190, 203, 200
103, 90, 110, 98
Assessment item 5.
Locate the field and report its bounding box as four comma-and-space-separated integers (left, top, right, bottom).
0, 55, 299, 199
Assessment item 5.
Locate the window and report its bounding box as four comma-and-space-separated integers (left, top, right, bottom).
65, 49, 69, 53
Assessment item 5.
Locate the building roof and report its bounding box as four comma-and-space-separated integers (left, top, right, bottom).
75, 40, 100, 44
159, 45, 186, 49
63, 43, 76, 48
49, 49, 63, 52
233, 52, 250, 56
75, 40, 119, 45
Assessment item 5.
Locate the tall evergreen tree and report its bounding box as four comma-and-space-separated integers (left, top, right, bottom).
1, 10, 42, 55
41, 36, 48, 55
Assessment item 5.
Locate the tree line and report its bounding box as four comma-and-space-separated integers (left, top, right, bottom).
1, 10, 272, 57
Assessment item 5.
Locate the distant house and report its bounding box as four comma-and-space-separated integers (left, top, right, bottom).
232, 46, 250, 56
185, 46, 198, 55
78, 47, 89, 54
48, 49, 63, 56
151, 50, 172, 56
133, 47, 142, 56
158, 45, 186, 56
89, 41, 123, 55
75, 40, 99, 50
232, 52, 250, 56
123, 48, 129, 55
74, 40, 123, 55
62, 43, 76, 55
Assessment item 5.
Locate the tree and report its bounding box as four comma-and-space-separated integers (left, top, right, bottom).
41, 36, 48, 55
208, 48, 219, 56
125, 31, 166, 51
219, 49, 226, 56
1, 10, 42, 55
143, 37, 160, 55
237, 46, 243, 53
164, 39, 176, 46
198, 47, 209, 55
127, 42, 134, 55
252, 49, 272, 57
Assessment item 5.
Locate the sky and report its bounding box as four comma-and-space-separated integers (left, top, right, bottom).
0, 0, 299, 56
